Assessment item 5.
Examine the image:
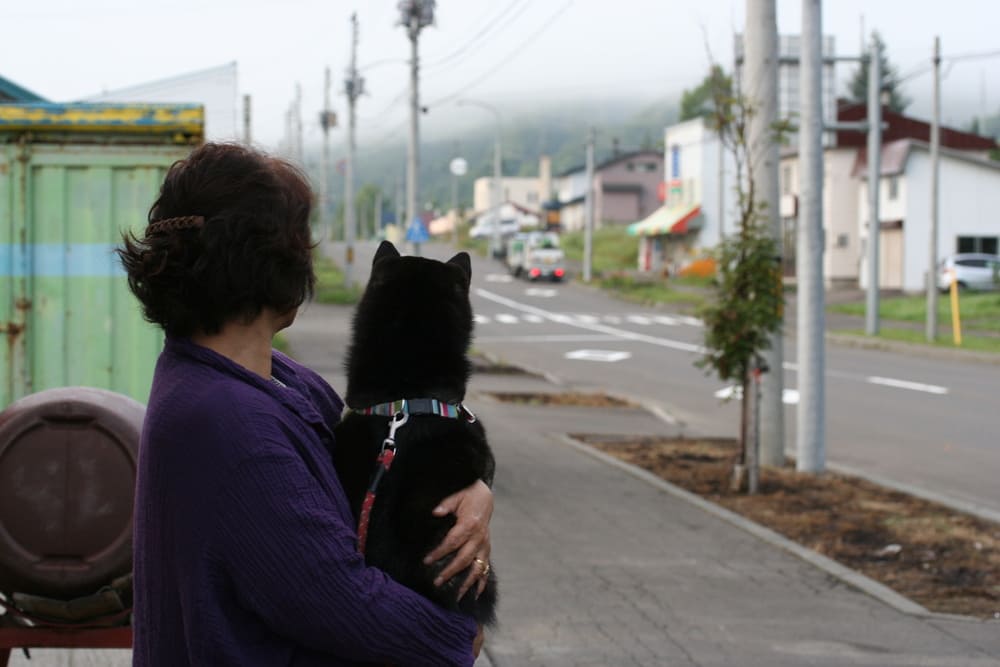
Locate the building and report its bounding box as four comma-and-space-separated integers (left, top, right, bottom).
472, 176, 544, 213
779, 103, 998, 290
0, 74, 47, 103
629, 119, 735, 273
556, 150, 664, 231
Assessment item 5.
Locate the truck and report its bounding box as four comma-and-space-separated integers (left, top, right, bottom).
506, 231, 566, 282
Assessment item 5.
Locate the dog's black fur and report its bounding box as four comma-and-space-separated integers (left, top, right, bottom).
332, 240, 497, 626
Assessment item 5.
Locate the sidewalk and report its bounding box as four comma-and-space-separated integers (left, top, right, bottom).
284, 301, 1000, 667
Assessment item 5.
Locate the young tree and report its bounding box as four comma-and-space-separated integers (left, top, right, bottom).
695, 68, 784, 494
847, 31, 911, 113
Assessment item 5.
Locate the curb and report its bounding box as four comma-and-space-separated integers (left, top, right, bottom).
554, 433, 949, 620
825, 332, 1000, 366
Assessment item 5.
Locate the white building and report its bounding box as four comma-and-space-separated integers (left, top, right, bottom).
854, 140, 1000, 291
473, 176, 544, 213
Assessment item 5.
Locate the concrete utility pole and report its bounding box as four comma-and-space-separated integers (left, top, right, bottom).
344, 13, 363, 287
400, 0, 436, 257
745, 0, 784, 467
865, 34, 882, 336
797, 0, 825, 473
583, 127, 596, 283
295, 82, 304, 164
374, 191, 383, 238
320, 67, 332, 241
926, 36, 941, 342
243, 94, 251, 144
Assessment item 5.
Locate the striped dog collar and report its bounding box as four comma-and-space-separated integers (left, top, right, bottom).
356, 398, 475, 422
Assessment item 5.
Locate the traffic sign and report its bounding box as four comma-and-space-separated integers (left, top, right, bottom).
405, 217, 430, 244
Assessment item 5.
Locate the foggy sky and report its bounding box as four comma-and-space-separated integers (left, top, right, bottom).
2, 0, 998, 148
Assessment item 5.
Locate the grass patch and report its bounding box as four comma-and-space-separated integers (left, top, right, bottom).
596, 273, 707, 312
830, 292, 1000, 333
313, 251, 363, 305
836, 328, 1000, 354
561, 226, 638, 276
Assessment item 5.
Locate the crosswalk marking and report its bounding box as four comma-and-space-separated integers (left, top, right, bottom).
472, 312, 703, 327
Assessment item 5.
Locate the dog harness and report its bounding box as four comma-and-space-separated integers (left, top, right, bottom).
355, 399, 476, 555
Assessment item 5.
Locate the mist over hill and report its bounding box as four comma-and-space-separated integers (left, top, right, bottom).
305, 94, 679, 230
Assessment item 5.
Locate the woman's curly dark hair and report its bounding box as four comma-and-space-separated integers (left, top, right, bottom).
117, 143, 315, 337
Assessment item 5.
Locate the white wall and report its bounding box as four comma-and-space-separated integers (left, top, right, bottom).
473, 177, 541, 212
823, 149, 863, 284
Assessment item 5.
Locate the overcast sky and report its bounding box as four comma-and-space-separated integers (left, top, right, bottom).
3, 0, 999, 149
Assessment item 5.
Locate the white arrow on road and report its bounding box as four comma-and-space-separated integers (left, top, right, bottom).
565, 349, 632, 363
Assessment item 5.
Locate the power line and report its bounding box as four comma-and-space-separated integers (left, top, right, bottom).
423, 0, 532, 72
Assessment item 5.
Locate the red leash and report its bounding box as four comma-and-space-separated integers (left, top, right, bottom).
357, 412, 408, 554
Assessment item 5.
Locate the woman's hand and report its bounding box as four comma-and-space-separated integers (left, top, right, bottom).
423, 479, 493, 600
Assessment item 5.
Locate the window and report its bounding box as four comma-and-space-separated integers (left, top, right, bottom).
643, 162, 658, 172
957, 236, 999, 254
888, 176, 899, 200
526, 192, 538, 204
782, 165, 791, 195
626, 162, 636, 172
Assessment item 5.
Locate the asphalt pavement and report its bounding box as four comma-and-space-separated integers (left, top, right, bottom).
283, 295, 1000, 666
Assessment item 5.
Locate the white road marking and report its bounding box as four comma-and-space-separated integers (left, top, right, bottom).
603, 315, 622, 324
654, 315, 679, 326
525, 287, 558, 297
476, 288, 704, 354
474, 314, 490, 324
714, 386, 800, 404
626, 315, 652, 325
484, 273, 513, 283
476, 334, 622, 343
573, 314, 599, 324
867, 376, 949, 395
679, 316, 703, 327
565, 349, 632, 362
522, 314, 545, 323
495, 313, 519, 324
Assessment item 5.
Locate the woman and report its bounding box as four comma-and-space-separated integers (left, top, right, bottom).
119, 142, 492, 666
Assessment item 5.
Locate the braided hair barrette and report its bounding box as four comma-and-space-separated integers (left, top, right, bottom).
147, 215, 205, 235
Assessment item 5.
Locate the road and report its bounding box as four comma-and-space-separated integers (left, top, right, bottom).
330, 240, 1000, 518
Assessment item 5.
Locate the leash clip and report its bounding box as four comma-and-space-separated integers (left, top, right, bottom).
381, 411, 409, 452
460, 403, 477, 423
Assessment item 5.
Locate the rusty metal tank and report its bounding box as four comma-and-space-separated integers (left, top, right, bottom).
0, 386, 144, 598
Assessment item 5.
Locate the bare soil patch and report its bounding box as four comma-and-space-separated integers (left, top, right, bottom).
486, 392, 636, 408
470, 353, 538, 376
574, 434, 1000, 619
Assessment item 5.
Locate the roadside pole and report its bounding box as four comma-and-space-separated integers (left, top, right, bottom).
344, 13, 362, 287
320, 67, 331, 242
242, 94, 251, 144
583, 127, 595, 283
745, 0, 785, 467
797, 0, 825, 473
865, 34, 882, 335
926, 36, 941, 342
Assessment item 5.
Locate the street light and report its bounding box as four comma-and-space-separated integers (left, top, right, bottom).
457, 99, 503, 258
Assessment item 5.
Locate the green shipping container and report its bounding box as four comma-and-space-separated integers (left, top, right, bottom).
0, 103, 203, 408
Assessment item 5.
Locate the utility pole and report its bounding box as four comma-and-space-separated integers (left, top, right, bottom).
320, 67, 332, 241
926, 36, 941, 342
797, 0, 825, 473
295, 82, 304, 164
745, 0, 784, 467
400, 0, 436, 257
865, 34, 882, 336
374, 191, 383, 238
583, 127, 595, 283
243, 94, 251, 144
344, 13, 363, 287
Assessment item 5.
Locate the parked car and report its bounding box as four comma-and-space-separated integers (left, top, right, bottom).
468, 218, 520, 240
937, 253, 1000, 292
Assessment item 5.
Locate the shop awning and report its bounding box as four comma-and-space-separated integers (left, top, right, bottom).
626, 205, 703, 237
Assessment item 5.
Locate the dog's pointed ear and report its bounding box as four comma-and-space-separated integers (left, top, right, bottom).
373, 240, 400, 266
448, 251, 472, 288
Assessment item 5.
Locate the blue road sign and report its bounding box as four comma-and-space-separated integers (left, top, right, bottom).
405, 217, 430, 244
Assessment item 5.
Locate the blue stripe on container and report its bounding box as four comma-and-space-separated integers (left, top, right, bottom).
0, 244, 126, 277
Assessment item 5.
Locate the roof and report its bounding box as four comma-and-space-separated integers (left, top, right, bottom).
0, 103, 203, 139
852, 138, 1000, 179
627, 205, 703, 237
836, 100, 997, 151
0, 74, 47, 103
558, 150, 663, 178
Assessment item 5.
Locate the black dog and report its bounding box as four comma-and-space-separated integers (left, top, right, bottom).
333, 240, 497, 626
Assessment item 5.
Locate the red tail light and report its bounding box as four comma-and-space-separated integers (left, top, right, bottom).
529, 268, 542, 278
554, 268, 565, 278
